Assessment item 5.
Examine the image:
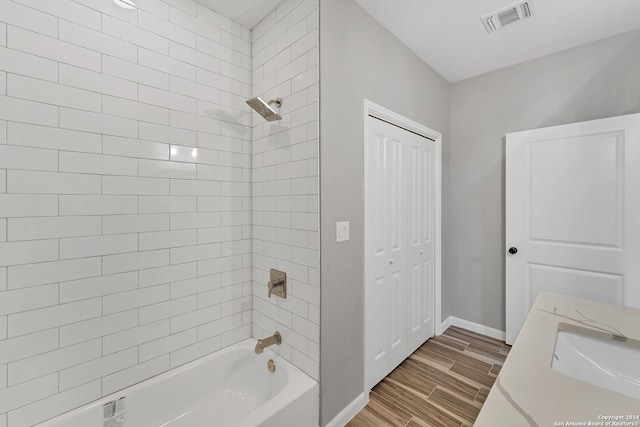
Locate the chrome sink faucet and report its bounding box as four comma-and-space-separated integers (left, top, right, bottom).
255, 332, 282, 354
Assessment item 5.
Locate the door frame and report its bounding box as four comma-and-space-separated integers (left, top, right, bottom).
362, 99, 442, 393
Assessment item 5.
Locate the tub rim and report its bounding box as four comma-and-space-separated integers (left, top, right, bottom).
35, 338, 318, 427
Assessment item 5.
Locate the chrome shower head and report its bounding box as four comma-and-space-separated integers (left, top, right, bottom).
246, 97, 282, 122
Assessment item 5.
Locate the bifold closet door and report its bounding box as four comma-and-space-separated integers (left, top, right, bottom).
365, 116, 436, 390
506, 113, 640, 344
365, 116, 408, 390
406, 133, 436, 352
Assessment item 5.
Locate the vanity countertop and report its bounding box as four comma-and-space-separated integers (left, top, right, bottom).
475, 291, 640, 427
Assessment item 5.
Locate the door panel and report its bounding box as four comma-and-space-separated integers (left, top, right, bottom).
390, 138, 403, 253
369, 275, 389, 386
528, 264, 623, 306
372, 133, 387, 257
365, 118, 407, 389
366, 122, 390, 387
409, 263, 421, 333
506, 114, 640, 345
388, 132, 407, 371
408, 261, 433, 330
406, 132, 435, 352
389, 270, 405, 368
529, 133, 622, 247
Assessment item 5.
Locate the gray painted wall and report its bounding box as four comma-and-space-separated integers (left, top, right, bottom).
445, 29, 640, 330
318, 0, 451, 423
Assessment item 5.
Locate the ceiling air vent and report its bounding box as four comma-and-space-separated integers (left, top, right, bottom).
482, 1, 535, 34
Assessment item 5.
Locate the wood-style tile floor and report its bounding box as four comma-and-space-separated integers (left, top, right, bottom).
347, 326, 511, 427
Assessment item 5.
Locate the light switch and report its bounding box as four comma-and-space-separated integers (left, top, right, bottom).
336, 221, 349, 242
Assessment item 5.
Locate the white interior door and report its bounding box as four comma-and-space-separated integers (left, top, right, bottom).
406, 133, 436, 352
506, 113, 640, 344
365, 115, 436, 390
365, 117, 407, 389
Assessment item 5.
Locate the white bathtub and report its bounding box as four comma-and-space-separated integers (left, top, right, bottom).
36, 339, 319, 427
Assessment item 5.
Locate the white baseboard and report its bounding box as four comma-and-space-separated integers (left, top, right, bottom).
324, 392, 369, 427
439, 316, 506, 341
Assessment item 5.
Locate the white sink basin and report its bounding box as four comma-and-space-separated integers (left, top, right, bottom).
552, 324, 640, 400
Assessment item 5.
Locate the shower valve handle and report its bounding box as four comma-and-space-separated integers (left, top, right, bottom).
268, 278, 285, 297
268, 269, 287, 299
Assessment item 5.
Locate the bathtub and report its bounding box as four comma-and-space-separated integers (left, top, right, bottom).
36, 339, 319, 427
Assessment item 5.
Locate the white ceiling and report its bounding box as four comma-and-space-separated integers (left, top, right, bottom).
197, 0, 285, 29
353, 0, 640, 82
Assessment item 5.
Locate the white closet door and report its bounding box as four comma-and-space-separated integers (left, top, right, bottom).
365, 117, 407, 389
406, 132, 436, 352
506, 113, 640, 344
365, 116, 436, 390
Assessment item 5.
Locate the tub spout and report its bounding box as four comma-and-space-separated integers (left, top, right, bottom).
255, 332, 282, 354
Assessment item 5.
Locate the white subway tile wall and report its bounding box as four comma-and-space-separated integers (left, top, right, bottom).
251, 0, 319, 381
0, 1, 259, 425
